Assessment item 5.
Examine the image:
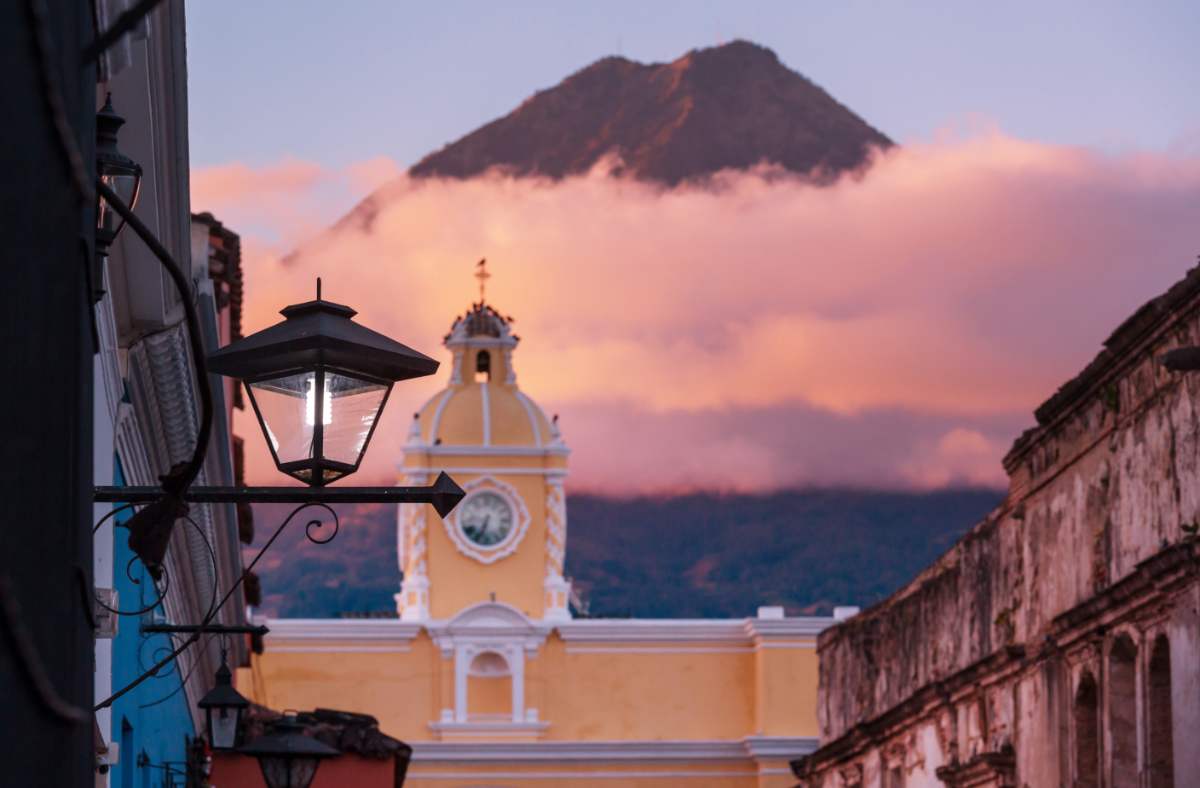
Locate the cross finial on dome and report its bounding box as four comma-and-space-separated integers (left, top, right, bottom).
475, 258, 490, 303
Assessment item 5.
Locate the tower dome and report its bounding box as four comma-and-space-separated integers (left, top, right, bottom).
408, 302, 562, 449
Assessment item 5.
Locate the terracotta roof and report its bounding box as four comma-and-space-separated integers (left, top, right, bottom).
242, 706, 411, 761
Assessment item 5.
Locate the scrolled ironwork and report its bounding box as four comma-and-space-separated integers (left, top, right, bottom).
95, 498, 348, 711
91, 555, 171, 618
91, 511, 221, 620
301, 502, 341, 545
92, 502, 137, 534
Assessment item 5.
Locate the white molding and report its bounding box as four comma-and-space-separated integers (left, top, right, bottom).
397, 574, 431, 622
265, 644, 412, 653
479, 381, 491, 446
514, 391, 543, 446
261, 618, 424, 643
745, 617, 832, 639
564, 645, 756, 654
504, 347, 517, 384
428, 603, 550, 724
443, 477, 531, 565
743, 735, 819, 759
428, 720, 550, 738
428, 388, 455, 443
429, 602, 551, 656
410, 737, 819, 762
403, 444, 571, 458
259, 615, 831, 649
555, 617, 833, 644
404, 465, 569, 477
405, 770, 760, 780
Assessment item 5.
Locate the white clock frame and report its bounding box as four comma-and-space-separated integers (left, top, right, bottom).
444, 476, 531, 564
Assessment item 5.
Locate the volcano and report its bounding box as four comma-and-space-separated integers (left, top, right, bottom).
410, 40, 892, 185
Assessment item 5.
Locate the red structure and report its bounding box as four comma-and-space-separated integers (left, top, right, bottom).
212, 708, 412, 787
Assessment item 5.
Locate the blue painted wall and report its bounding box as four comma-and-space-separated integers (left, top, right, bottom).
109, 458, 196, 788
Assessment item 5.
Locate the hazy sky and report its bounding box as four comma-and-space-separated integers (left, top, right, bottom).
186, 1, 1200, 170
185, 3, 1200, 492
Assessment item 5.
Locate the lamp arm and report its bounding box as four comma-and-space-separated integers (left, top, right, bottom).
96, 178, 214, 495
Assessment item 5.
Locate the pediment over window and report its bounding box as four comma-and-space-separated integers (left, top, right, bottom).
445, 601, 536, 632
429, 602, 550, 659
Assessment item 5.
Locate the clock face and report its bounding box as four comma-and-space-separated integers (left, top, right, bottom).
457, 490, 515, 547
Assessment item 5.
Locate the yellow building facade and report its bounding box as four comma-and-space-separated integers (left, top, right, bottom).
247, 295, 839, 786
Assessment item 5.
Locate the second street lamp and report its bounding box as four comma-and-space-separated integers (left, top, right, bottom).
198, 658, 251, 750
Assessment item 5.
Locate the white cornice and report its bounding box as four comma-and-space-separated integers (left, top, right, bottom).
556, 617, 833, 644
743, 735, 820, 759
410, 737, 819, 762
745, 617, 834, 639
259, 615, 833, 650
405, 769, 771, 781
403, 444, 571, 458
402, 465, 569, 478
261, 618, 424, 643
428, 720, 551, 738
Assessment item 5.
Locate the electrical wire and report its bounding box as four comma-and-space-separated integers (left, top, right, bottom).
0, 574, 90, 724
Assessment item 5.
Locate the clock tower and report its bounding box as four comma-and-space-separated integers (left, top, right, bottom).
396, 284, 570, 622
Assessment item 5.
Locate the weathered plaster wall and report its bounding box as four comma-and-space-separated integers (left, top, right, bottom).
799, 265, 1200, 786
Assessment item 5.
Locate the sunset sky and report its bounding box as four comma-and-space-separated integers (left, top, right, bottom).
185, 3, 1200, 492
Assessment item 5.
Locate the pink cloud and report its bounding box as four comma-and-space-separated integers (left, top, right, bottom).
192, 130, 1200, 492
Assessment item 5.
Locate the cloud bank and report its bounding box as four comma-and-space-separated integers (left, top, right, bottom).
192, 130, 1200, 492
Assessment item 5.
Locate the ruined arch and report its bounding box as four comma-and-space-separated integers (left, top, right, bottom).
1074, 670, 1100, 788
1147, 634, 1174, 787
1108, 634, 1138, 786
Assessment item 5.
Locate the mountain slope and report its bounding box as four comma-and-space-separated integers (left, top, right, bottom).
250, 488, 1000, 619
410, 40, 893, 185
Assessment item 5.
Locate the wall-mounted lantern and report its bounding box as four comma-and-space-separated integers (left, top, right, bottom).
95, 94, 142, 256
207, 280, 439, 486
197, 658, 250, 750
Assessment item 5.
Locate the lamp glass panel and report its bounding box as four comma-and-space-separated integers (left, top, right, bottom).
259, 756, 319, 788
249, 372, 317, 465
98, 171, 141, 235
322, 372, 388, 466
208, 706, 239, 749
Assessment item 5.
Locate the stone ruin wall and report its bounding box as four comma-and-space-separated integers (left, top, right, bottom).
809, 267, 1200, 784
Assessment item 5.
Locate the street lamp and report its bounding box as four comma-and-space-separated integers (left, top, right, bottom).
197, 658, 250, 750
95, 93, 142, 256
239, 714, 339, 788
207, 280, 439, 486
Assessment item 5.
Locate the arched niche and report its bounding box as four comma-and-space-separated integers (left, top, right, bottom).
1074, 670, 1100, 788
467, 650, 513, 721
1107, 634, 1138, 787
